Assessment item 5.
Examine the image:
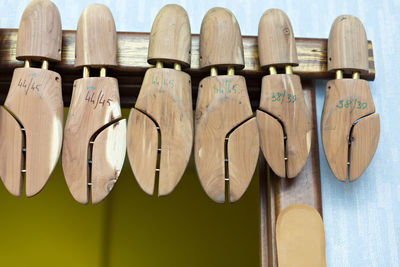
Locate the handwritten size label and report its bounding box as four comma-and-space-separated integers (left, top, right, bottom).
17, 78, 42, 95
336, 98, 367, 113
152, 73, 174, 91
271, 90, 296, 104
214, 80, 238, 95
85, 87, 112, 110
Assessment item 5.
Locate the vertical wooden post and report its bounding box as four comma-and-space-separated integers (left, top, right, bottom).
259, 80, 323, 267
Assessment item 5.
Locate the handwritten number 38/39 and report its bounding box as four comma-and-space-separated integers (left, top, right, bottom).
271, 91, 296, 103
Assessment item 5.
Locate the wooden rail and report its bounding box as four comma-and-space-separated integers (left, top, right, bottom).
0, 29, 375, 108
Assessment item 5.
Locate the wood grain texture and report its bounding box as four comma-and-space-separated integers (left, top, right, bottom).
276, 204, 326, 267
349, 113, 380, 180
321, 79, 379, 181
194, 75, 257, 203
328, 15, 369, 73
260, 81, 322, 267
91, 119, 126, 204
147, 4, 191, 67
62, 77, 124, 204
257, 74, 312, 178
199, 8, 244, 70
127, 68, 193, 196
0, 29, 376, 108
126, 108, 158, 195
0, 107, 23, 196
256, 110, 285, 177
75, 4, 117, 67
227, 118, 259, 202
0, 67, 63, 196
16, 0, 62, 62
258, 9, 298, 68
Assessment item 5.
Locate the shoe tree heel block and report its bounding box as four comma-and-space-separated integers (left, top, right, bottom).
0, 0, 63, 197
62, 4, 126, 204
195, 8, 259, 203
127, 4, 193, 196
256, 9, 312, 179
321, 15, 380, 182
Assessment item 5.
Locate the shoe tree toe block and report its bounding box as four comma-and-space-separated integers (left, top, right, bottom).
128, 68, 193, 196
258, 74, 312, 178
195, 76, 258, 203
62, 77, 123, 204
321, 79, 378, 181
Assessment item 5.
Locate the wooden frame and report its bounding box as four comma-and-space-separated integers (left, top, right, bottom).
0, 29, 375, 266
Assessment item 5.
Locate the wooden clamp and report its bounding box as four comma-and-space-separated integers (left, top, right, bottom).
256, 9, 312, 178
126, 4, 193, 196
62, 4, 126, 204
194, 8, 259, 203
321, 15, 380, 182
0, 0, 63, 197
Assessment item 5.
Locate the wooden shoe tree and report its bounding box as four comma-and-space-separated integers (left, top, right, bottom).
321, 15, 380, 182
0, 0, 63, 197
194, 8, 259, 203
126, 5, 193, 196
276, 204, 326, 267
62, 4, 126, 204
256, 9, 312, 178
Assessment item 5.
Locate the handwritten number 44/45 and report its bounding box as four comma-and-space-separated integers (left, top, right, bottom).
271, 91, 296, 103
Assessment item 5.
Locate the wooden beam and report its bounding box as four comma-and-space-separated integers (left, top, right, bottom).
259, 80, 322, 267
0, 29, 375, 108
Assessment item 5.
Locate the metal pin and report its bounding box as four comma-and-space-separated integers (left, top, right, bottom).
224, 158, 228, 162
88, 160, 92, 164
157, 148, 162, 152
83, 66, 90, 78
22, 148, 26, 152
90, 141, 94, 144
336, 70, 343, 79
88, 182, 92, 186
284, 157, 288, 161
100, 67, 107, 77
156, 126, 160, 130
285, 65, 293, 75
269, 66, 277, 75
155, 168, 160, 172
225, 137, 229, 141
284, 136, 287, 140
24, 60, 31, 68
347, 162, 350, 165
352, 72, 360, 79
174, 63, 181, 71
156, 61, 163, 68
41, 60, 49, 70
211, 67, 218, 76
21, 169, 26, 173
225, 178, 229, 181
227, 66, 235, 76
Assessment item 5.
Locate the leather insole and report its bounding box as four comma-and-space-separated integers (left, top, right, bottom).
276, 204, 326, 267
